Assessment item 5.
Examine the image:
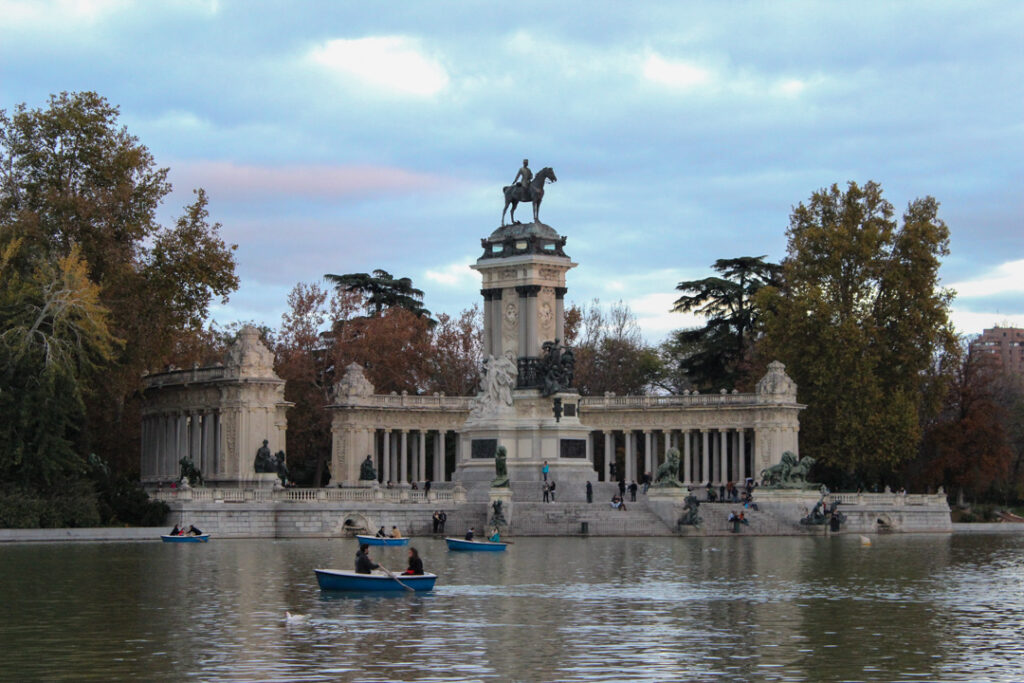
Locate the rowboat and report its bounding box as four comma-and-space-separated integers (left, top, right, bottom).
314, 569, 437, 592
355, 534, 409, 546
161, 534, 210, 543
445, 537, 507, 552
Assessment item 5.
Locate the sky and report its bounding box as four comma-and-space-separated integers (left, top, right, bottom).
2, 0, 1022, 340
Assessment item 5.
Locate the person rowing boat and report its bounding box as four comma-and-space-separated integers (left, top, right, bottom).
355, 544, 380, 574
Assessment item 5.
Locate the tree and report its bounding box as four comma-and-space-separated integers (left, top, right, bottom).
324, 269, 434, 323
669, 256, 781, 390
1, 91, 238, 477
758, 181, 956, 485
567, 300, 662, 396
0, 241, 118, 489
913, 342, 1017, 501
426, 306, 483, 396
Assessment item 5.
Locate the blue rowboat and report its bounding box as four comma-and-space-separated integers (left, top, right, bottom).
355, 534, 409, 546
161, 534, 210, 543
314, 569, 437, 592
445, 537, 507, 552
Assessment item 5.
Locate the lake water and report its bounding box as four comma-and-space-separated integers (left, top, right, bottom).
1, 534, 1023, 681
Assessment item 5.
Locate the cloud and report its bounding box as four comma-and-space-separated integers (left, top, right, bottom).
424, 259, 478, 288
643, 54, 713, 90
949, 310, 1024, 336
171, 161, 449, 200
308, 36, 449, 96
949, 259, 1024, 299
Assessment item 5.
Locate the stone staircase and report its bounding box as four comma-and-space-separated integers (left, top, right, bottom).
510, 486, 674, 536
691, 501, 819, 536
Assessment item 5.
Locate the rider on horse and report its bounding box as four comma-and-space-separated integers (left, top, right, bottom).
512, 159, 532, 201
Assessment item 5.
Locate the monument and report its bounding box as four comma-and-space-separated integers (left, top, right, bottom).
456, 163, 597, 499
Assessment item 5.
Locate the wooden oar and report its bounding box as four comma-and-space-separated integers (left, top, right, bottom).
378, 564, 415, 592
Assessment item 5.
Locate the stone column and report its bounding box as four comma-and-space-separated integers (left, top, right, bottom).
516, 287, 528, 359
683, 429, 692, 483
213, 412, 221, 476
622, 432, 630, 481
418, 430, 427, 483
202, 412, 214, 476
732, 430, 740, 483
189, 412, 201, 466
585, 431, 593, 463
738, 429, 747, 482
525, 286, 539, 356
481, 289, 493, 357
382, 429, 391, 483
437, 430, 446, 482
719, 430, 728, 484
701, 429, 710, 485
400, 430, 408, 483
554, 287, 567, 341
643, 430, 653, 477
604, 431, 613, 481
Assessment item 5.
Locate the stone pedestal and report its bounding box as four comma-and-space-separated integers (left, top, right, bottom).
254, 472, 278, 489
455, 389, 597, 500
488, 487, 513, 531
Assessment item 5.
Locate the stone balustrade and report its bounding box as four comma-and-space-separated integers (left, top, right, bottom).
151, 483, 467, 504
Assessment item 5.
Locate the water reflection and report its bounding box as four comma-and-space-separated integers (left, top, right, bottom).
0, 534, 1022, 681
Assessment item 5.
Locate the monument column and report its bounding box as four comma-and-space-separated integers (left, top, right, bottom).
683, 429, 692, 483
604, 431, 613, 481
586, 431, 593, 464
701, 429, 710, 485
554, 287, 567, 341
719, 429, 728, 484
400, 430, 409, 483
382, 429, 391, 483
643, 430, 653, 476
418, 431, 427, 483
738, 429, 747, 481
436, 430, 446, 482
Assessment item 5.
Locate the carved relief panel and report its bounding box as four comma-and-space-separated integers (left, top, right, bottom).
501, 289, 519, 358
538, 286, 556, 342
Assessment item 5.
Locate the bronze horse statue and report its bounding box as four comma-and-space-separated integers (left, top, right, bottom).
502, 167, 556, 225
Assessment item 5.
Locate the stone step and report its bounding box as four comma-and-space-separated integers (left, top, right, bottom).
509, 501, 672, 536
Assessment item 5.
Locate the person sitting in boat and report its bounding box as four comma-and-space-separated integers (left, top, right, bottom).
376, 526, 387, 538
465, 527, 475, 541
390, 525, 402, 538
489, 527, 500, 542
355, 544, 379, 574
187, 525, 203, 535
170, 524, 181, 536
402, 547, 424, 575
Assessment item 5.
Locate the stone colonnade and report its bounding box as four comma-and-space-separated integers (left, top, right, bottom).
140, 326, 291, 486
586, 427, 760, 484
368, 428, 459, 484
140, 411, 221, 481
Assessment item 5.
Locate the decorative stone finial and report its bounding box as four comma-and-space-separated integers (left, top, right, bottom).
223, 325, 276, 379
333, 363, 375, 402
756, 360, 797, 402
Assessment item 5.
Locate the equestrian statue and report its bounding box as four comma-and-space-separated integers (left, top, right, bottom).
502, 158, 557, 225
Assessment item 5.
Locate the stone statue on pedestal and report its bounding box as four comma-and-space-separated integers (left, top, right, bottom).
490, 499, 507, 529
653, 448, 683, 488
540, 339, 574, 397
491, 446, 510, 488
359, 455, 377, 481
254, 439, 274, 473
678, 495, 702, 527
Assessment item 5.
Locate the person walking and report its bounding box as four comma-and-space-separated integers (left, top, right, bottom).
542, 460, 550, 481
585, 481, 593, 503
629, 480, 638, 502
642, 472, 651, 495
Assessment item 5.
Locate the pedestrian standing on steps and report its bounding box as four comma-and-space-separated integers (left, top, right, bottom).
432, 510, 440, 533
542, 481, 550, 503
542, 460, 549, 481
438, 510, 447, 533
586, 481, 593, 503
629, 480, 638, 502
549, 480, 556, 502
618, 478, 626, 499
